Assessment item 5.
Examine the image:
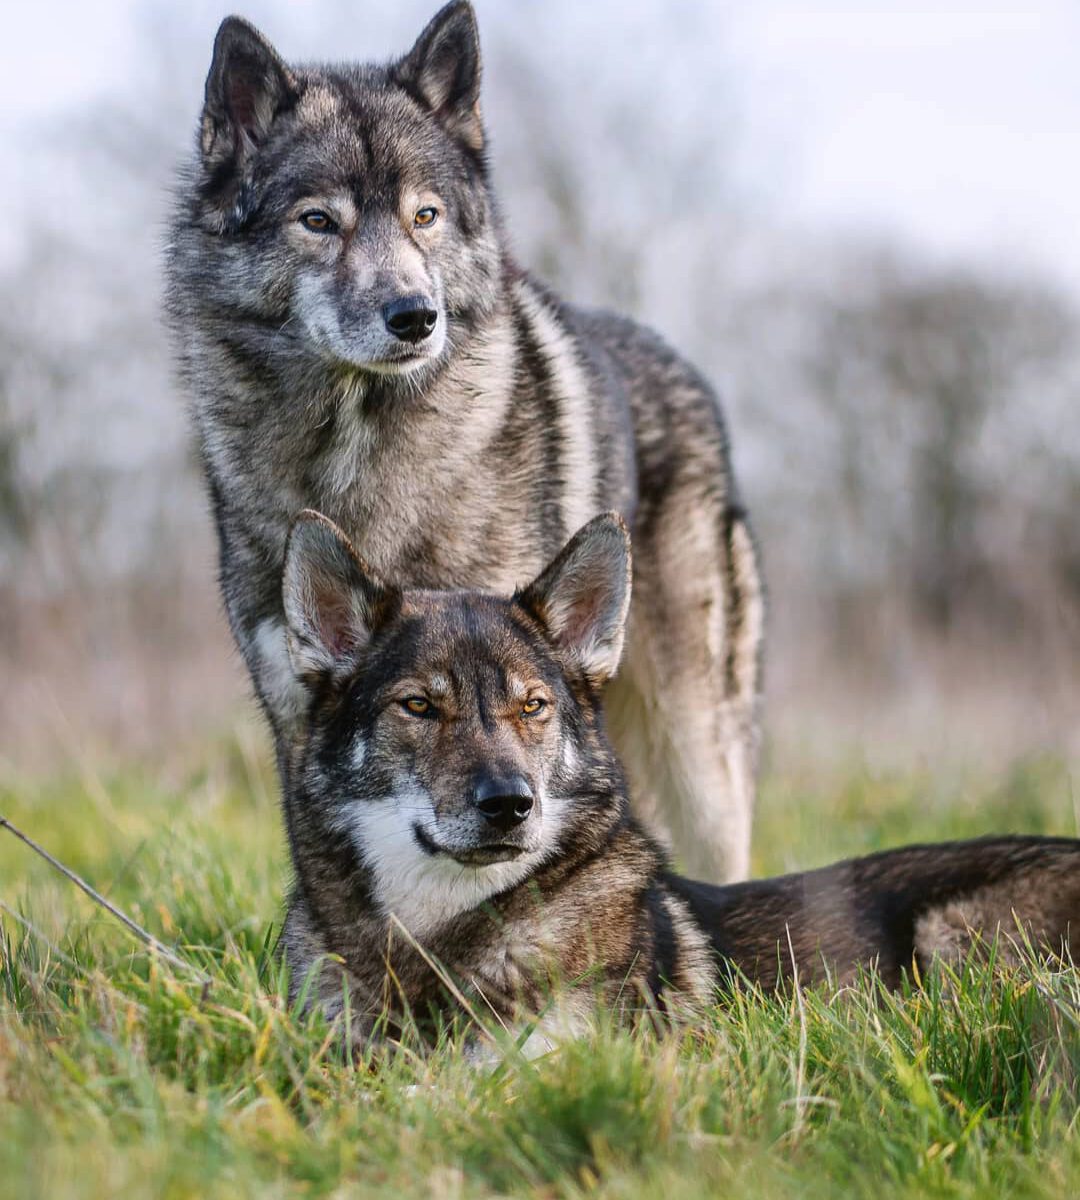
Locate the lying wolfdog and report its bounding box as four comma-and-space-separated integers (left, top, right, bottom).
165, 1, 762, 883
280, 509, 1080, 1043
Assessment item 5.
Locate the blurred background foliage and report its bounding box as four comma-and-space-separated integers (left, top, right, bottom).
1, 0, 1077, 775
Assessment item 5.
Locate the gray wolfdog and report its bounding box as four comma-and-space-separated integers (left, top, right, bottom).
165, 1, 763, 882
280, 508, 1080, 1046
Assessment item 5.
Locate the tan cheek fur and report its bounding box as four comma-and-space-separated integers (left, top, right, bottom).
402, 191, 446, 243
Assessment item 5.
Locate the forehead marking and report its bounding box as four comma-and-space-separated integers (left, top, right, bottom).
297, 85, 340, 123
377, 600, 560, 697
428, 673, 451, 699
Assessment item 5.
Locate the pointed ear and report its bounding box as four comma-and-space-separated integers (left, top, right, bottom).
200, 17, 298, 223
282, 511, 395, 686
394, 1, 484, 151
517, 514, 633, 688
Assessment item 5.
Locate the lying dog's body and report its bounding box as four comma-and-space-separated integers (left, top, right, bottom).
281, 510, 1080, 1041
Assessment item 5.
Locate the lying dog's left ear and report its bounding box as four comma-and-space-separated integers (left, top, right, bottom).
517, 513, 633, 688
282, 510, 397, 686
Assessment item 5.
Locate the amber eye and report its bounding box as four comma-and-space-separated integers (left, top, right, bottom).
299, 210, 335, 233
402, 696, 432, 716
521, 698, 546, 717
414, 206, 439, 228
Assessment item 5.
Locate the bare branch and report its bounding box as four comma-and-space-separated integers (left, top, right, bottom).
0, 815, 208, 986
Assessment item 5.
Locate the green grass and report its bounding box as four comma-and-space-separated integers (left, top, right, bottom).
1, 735, 1079, 1199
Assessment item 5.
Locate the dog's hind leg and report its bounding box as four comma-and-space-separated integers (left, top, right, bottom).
607, 496, 763, 884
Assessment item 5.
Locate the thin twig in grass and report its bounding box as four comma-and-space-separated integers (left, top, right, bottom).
785, 922, 809, 1141
0, 815, 209, 990
388, 914, 497, 1041
101, 834, 151, 901
1010, 919, 1080, 1035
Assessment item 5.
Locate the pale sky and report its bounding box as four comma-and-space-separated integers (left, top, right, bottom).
2, 0, 1079, 295
727, 2, 1080, 293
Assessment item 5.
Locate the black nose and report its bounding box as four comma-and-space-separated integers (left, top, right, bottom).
383, 294, 438, 343
472, 774, 534, 834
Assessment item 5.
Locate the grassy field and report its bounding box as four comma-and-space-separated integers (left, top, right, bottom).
2, 731, 1079, 1199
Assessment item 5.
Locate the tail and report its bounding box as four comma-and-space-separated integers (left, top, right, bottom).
724, 509, 765, 738
665, 835, 1080, 989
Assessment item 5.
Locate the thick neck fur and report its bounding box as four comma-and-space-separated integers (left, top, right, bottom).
280, 689, 661, 1029
176, 246, 542, 589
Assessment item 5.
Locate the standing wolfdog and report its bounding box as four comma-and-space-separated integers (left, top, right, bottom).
166, 2, 763, 881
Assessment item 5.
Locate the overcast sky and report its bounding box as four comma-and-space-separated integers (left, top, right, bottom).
2, 0, 1079, 295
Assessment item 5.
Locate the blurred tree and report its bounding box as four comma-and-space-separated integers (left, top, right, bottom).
731, 245, 1080, 650
2, 0, 1078, 763
824, 260, 1079, 630
0, 341, 30, 549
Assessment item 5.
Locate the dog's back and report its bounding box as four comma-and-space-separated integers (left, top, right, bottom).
670, 836, 1080, 990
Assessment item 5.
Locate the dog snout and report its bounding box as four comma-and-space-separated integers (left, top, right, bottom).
383, 294, 438, 344
471, 773, 534, 834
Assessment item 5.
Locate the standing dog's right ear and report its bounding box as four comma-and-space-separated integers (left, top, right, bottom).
282, 511, 396, 686
200, 16, 298, 228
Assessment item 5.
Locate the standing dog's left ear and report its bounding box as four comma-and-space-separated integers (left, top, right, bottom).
282, 510, 397, 687
394, 1, 484, 151
517, 513, 633, 688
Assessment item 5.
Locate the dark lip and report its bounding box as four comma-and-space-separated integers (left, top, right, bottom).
411, 824, 525, 865
453, 846, 526, 866
367, 351, 431, 366
364, 341, 442, 366
330, 348, 435, 373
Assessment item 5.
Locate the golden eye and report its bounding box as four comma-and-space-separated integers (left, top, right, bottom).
403, 696, 431, 716
414, 206, 438, 228
521, 698, 546, 717
300, 210, 334, 233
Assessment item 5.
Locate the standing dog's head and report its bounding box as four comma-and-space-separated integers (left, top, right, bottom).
282, 510, 632, 932
184, 2, 498, 374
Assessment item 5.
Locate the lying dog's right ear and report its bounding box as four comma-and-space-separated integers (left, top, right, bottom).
282, 510, 396, 686
517, 513, 633, 688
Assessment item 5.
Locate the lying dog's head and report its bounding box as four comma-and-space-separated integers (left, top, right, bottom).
282, 509, 632, 932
